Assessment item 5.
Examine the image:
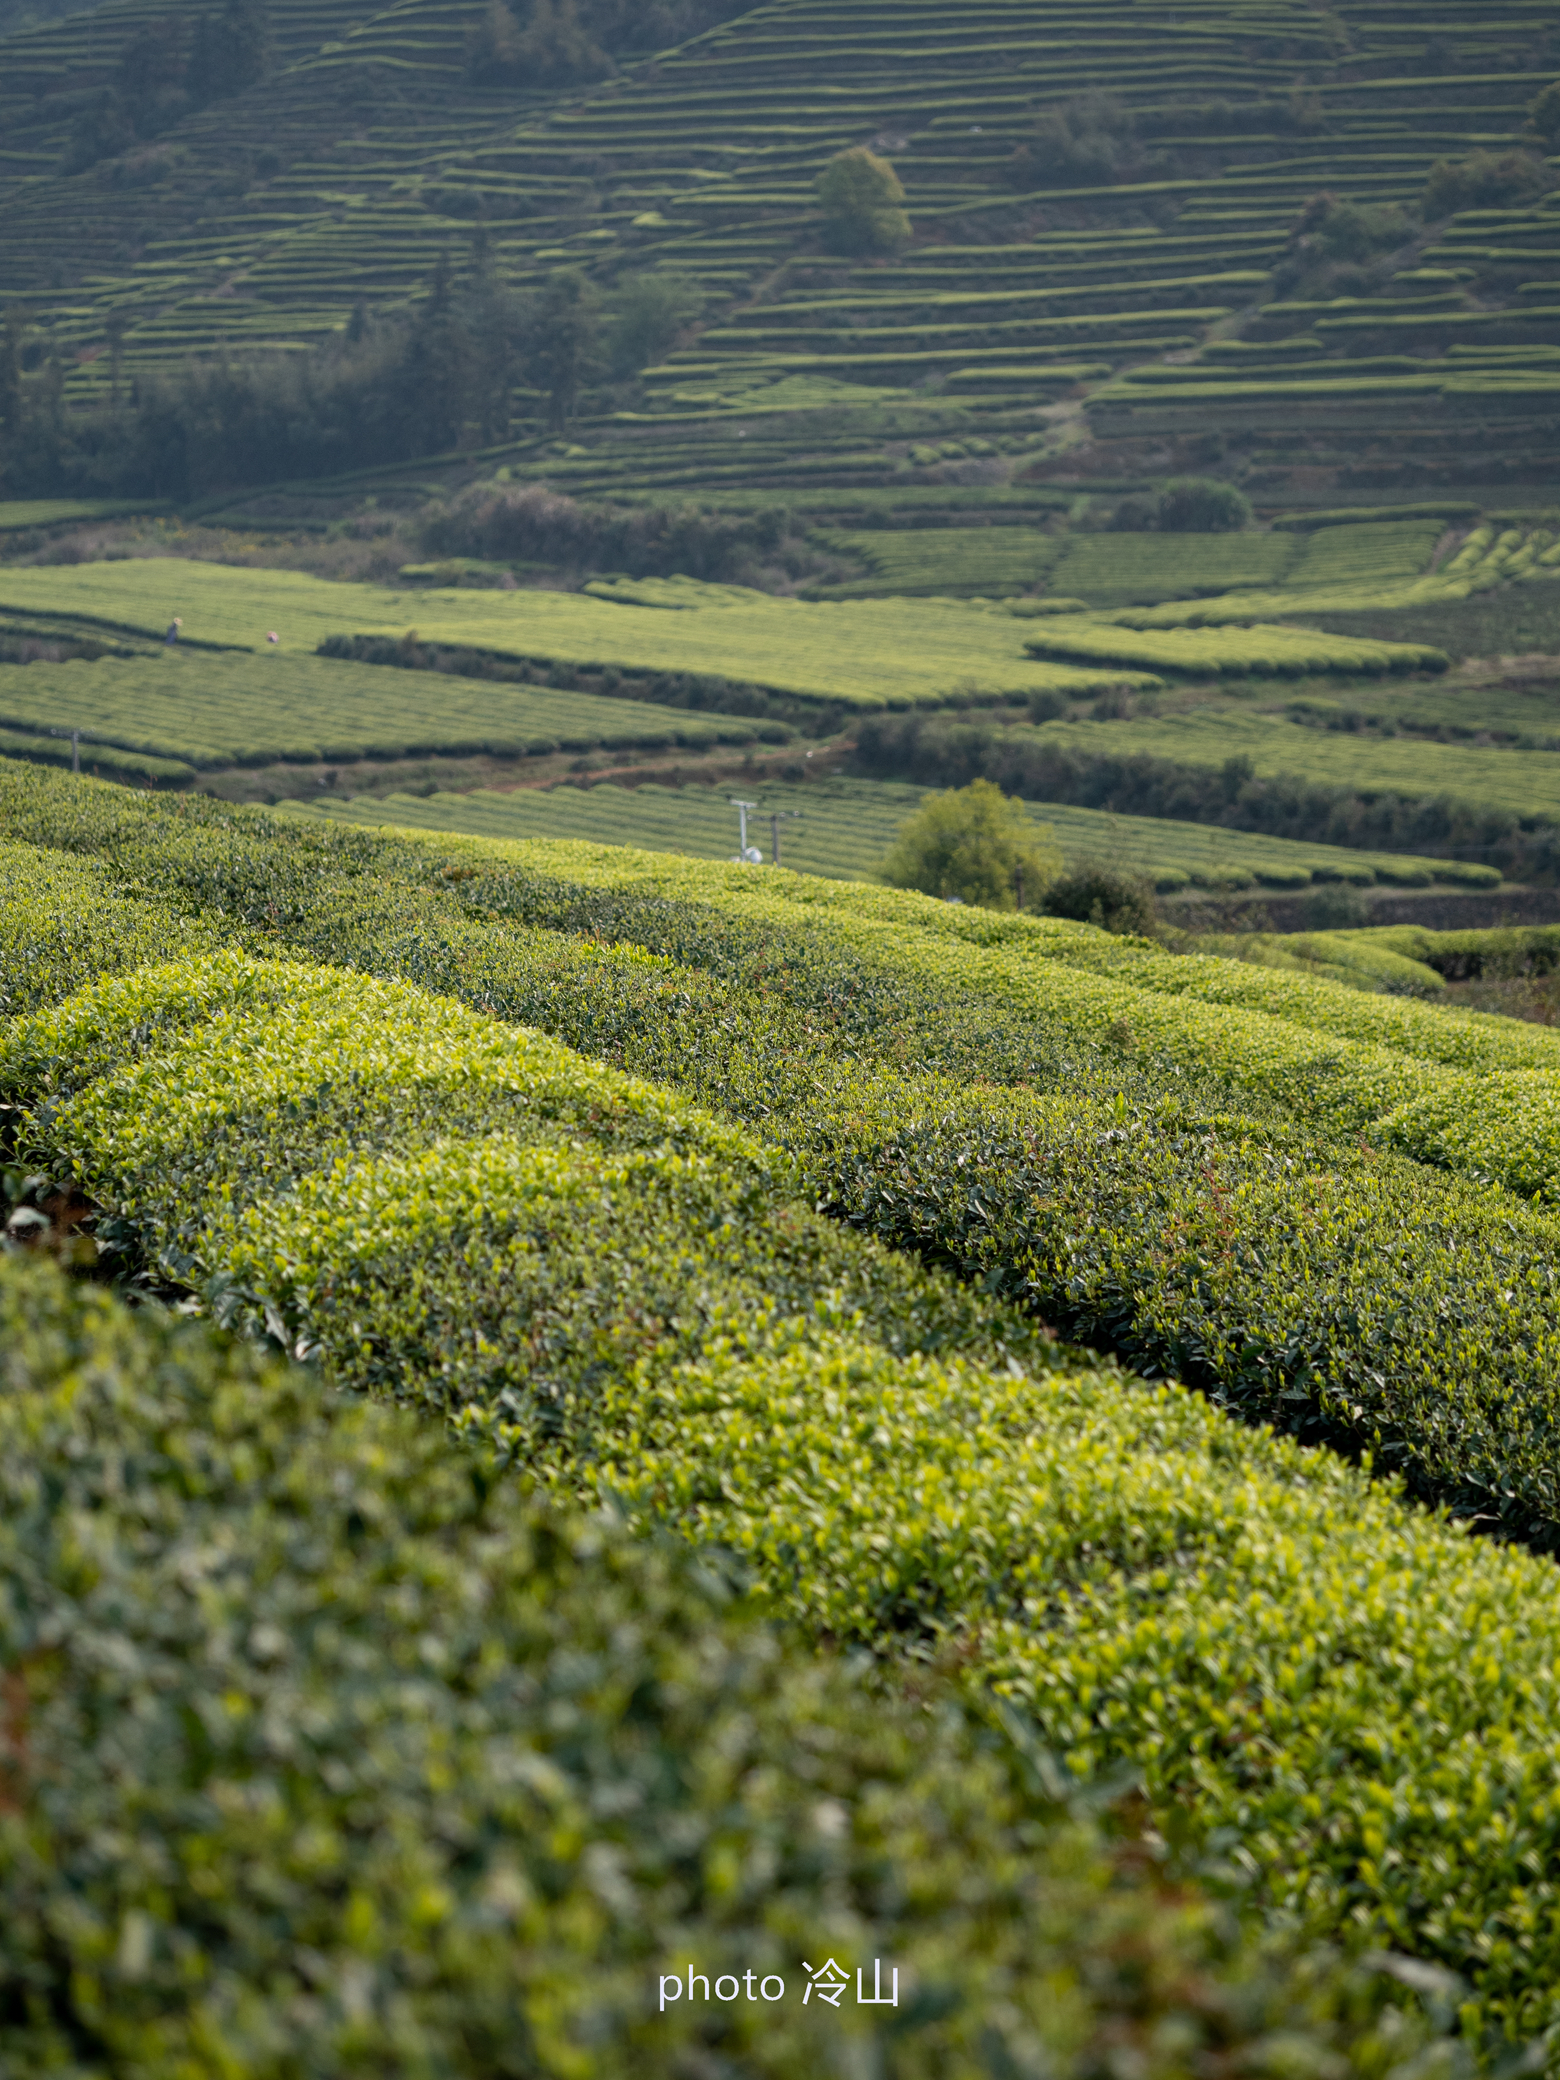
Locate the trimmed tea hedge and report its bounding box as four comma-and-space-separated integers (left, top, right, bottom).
1023, 619, 1450, 678
1, 950, 1558, 2044
0, 837, 225, 1017
2, 769, 1559, 1554
1181, 928, 1448, 997
3, 1256, 1427, 2079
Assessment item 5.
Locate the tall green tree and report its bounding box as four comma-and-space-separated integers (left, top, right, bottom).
605, 271, 702, 379
466, 0, 611, 86
816, 147, 911, 256
1156, 476, 1251, 532
188, 0, 270, 103
878, 779, 1061, 911
1528, 80, 1560, 147
0, 319, 22, 442
520, 269, 602, 430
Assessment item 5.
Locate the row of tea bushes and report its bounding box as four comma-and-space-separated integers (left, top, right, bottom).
1022, 618, 1448, 679
5, 1256, 1405, 2080
491, 855, 1560, 1201
1176, 929, 1449, 997
0, 950, 1033, 1392
2, 953, 1558, 2045
4, 776, 1560, 1527
1346, 922, 1560, 980
0, 837, 224, 1017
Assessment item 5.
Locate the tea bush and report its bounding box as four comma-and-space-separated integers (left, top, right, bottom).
1, 954, 1558, 2043
3, 769, 1560, 1549
5, 1254, 1440, 2079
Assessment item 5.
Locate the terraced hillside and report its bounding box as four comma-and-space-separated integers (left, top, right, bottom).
13, 762, 1560, 2051
291, 773, 1500, 892
0, 0, 1556, 510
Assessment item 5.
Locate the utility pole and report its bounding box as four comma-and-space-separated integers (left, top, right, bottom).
769, 808, 802, 868
729, 798, 761, 863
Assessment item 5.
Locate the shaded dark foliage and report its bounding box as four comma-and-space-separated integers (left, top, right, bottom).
424, 481, 799, 579
1043, 864, 1159, 936
852, 711, 1560, 881
0, 268, 523, 500
466, 0, 752, 84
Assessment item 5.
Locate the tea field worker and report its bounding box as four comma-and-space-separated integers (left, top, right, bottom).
266, 631, 279, 645
164, 616, 182, 645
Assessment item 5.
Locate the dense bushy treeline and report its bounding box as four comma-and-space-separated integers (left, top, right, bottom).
853, 710, 1560, 882
0, 264, 513, 499
60, 0, 269, 175
0, 257, 692, 499
466, 0, 752, 86
423, 481, 801, 580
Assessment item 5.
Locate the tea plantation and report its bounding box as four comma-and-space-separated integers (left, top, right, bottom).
1, 0, 1557, 512
2, 0, 1560, 2063
4, 755, 1560, 2068
294, 771, 1495, 893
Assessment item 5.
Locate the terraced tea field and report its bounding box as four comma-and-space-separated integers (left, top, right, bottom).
292, 773, 1491, 892
0, 500, 164, 533
809, 526, 1067, 598
1, 0, 1557, 513
0, 559, 1165, 713
0, 651, 771, 777
1022, 704, 1560, 823
1114, 523, 1560, 627
1022, 617, 1448, 678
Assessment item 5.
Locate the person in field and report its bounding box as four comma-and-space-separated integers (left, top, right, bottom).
164, 617, 182, 645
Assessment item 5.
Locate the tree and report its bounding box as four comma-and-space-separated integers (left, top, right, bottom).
877, 779, 1061, 912
1009, 92, 1131, 189
1290, 191, 1410, 261
104, 311, 130, 408
1043, 864, 1157, 938
816, 147, 910, 257
1422, 148, 1550, 219
188, 0, 269, 104
1157, 476, 1251, 533
0, 319, 22, 440
605, 271, 702, 379
519, 269, 602, 430
466, 0, 611, 87
464, 269, 521, 445
466, 0, 524, 80
1528, 81, 1560, 148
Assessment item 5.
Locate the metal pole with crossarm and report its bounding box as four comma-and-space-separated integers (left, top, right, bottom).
729, 798, 762, 863
769, 809, 802, 868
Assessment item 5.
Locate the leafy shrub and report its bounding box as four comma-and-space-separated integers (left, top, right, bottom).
1422, 149, 1552, 218
877, 779, 1062, 910
1008, 93, 1134, 188
816, 148, 910, 257
4, 1255, 1416, 2078
606, 270, 705, 378
1156, 478, 1252, 533
1043, 863, 1158, 936
1107, 494, 1157, 531
422, 482, 799, 580
1303, 880, 1371, 930
0, 954, 1552, 2044
1527, 80, 1560, 147
1290, 191, 1413, 261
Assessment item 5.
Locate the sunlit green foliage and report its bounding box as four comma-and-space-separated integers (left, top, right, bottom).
877, 779, 1063, 910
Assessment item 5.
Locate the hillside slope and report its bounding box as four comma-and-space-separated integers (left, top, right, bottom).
0, 0, 1556, 508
